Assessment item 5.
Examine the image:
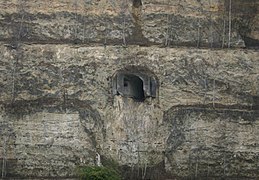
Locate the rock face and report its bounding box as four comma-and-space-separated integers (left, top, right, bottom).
0, 0, 258, 179
0, 0, 258, 47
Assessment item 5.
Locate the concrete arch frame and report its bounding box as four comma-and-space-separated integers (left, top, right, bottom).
112, 66, 158, 101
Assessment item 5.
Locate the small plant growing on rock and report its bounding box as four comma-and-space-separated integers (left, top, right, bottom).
77, 166, 121, 180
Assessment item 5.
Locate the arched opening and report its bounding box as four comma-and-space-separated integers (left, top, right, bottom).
133, 0, 142, 8
123, 74, 145, 101
112, 68, 158, 102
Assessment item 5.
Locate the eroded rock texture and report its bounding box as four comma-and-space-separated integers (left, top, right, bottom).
0, 0, 258, 179
0, 0, 258, 47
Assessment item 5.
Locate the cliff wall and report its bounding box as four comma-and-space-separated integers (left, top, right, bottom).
0, 0, 258, 179
0, 0, 258, 47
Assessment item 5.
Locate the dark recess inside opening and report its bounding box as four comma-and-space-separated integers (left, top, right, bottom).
253, 96, 259, 110
113, 71, 157, 102
133, 0, 142, 8
123, 74, 145, 101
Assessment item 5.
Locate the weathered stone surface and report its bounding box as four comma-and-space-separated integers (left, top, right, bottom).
1, 44, 258, 107
164, 107, 259, 178
0, 43, 258, 179
0, 100, 103, 177
0, 0, 258, 179
0, 0, 258, 47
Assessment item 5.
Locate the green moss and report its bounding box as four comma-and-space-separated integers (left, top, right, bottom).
77, 166, 121, 180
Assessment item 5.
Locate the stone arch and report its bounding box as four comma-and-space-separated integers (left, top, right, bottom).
133, 0, 142, 8
112, 66, 158, 101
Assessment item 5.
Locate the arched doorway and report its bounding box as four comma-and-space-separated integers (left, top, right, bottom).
112, 69, 157, 101
123, 74, 145, 101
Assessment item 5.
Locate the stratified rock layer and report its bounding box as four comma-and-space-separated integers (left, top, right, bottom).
0, 0, 258, 47
0, 0, 258, 179
0, 44, 258, 179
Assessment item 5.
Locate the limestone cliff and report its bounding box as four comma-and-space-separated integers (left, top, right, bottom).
0, 0, 258, 179
0, 0, 258, 47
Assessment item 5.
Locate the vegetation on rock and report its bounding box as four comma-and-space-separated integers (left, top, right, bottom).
77, 166, 121, 180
